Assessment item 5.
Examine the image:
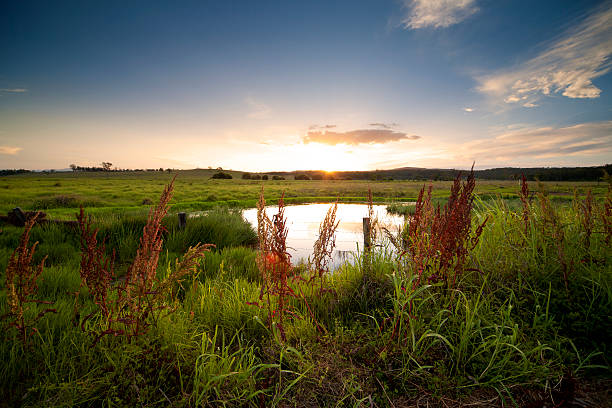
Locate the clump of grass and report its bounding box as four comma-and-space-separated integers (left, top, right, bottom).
165, 208, 256, 252
33, 195, 102, 209
578, 189, 594, 251
538, 188, 572, 292
602, 185, 611, 245
386, 202, 416, 217
3, 213, 55, 345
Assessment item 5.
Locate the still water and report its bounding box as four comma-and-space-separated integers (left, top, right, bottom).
242, 203, 407, 267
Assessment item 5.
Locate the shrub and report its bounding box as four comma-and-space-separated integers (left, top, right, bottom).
211, 172, 232, 179
294, 174, 310, 180
272, 175, 285, 181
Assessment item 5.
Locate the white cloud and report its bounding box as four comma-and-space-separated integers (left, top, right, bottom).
245, 97, 271, 119
457, 121, 612, 162
0, 146, 23, 155
402, 0, 478, 29
477, 3, 612, 106
463, 107, 474, 112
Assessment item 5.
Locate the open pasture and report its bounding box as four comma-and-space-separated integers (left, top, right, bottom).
0, 170, 605, 217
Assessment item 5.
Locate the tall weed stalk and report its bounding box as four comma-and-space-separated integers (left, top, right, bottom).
3, 213, 56, 345
397, 166, 488, 289
309, 201, 339, 292
77, 177, 210, 342
254, 190, 296, 340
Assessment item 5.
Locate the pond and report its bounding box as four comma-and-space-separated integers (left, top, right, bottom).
242, 203, 408, 267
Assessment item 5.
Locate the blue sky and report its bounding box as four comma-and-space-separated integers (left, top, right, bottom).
1, 0, 610, 171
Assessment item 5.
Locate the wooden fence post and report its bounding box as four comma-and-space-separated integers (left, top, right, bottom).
178, 212, 187, 230
363, 217, 371, 251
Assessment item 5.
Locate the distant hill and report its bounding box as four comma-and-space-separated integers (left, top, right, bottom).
265, 164, 612, 182
2, 164, 610, 182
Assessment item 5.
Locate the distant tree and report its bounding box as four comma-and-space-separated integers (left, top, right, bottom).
272, 175, 285, 180
101, 162, 113, 171
602, 169, 611, 186
0, 169, 31, 176
241, 173, 252, 180
295, 174, 310, 180
69, 164, 77, 172
262, 175, 269, 180
211, 171, 232, 179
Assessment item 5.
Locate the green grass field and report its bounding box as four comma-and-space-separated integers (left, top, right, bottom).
0, 171, 610, 407
0, 169, 606, 217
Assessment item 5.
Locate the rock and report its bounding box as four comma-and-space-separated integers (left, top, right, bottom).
8, 207, 26, 226
3, 208, 48, 227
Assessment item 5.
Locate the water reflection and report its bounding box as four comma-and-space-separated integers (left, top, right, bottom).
242, 203, 407, 267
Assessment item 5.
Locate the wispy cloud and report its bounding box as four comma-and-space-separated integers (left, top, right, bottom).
245, 97, 271, 119
402, 0, 479, 29
0, 88, 28, 94
457, 121, 612, 162
303, 129, 420, 145
477, 3, 612, 107
463, 107, 474, 112
368, 122, 399, 129
0, 146, 23, 155
308, 124, 337, 130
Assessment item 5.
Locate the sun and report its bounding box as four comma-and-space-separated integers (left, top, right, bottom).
292, 143, 360, 172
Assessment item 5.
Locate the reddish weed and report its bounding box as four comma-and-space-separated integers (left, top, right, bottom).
77, 207, 115, 321
4, 213, 55, 345
404, 166, 488, 289
254, 191, 296, 340
579, 190, 594, 251
77, 177, 210, 343
603, 185, 611, 245
538, 191, 572, 292
519, 175, 531, 234
310, 201, 339, 292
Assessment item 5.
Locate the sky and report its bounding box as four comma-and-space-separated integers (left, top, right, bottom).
1, 0, 611, 171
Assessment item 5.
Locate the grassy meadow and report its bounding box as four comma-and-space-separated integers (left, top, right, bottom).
0, 170, 610, 407
0, 169, 606, 218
